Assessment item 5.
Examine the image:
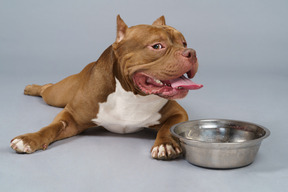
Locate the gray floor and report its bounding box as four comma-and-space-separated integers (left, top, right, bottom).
1, 1, 287, 192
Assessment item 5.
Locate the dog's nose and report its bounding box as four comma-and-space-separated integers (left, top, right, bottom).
181, 48, 196, 60
181, 48, 197, 64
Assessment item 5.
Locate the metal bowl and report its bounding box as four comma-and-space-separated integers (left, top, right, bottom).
171, 119, 270, 169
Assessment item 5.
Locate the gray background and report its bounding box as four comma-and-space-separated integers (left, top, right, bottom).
1, 0, 287, 191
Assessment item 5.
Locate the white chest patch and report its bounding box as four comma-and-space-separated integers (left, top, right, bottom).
92, 79, 168, 134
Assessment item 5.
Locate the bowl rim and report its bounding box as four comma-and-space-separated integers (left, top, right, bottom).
170, 118, 270, 146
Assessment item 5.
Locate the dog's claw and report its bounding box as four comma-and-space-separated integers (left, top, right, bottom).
42, 144, 48, 150
151, 144, 182, 160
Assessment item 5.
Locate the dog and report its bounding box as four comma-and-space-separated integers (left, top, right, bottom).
10, 15, 203, 160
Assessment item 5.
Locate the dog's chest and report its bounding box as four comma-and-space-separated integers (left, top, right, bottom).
92, 79, 168, 134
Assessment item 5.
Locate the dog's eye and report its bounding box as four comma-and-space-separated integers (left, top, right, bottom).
183, 42, 187, 47
152, 43, 164, 50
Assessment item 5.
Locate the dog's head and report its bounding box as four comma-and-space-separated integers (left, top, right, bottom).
112, 15, 203, 100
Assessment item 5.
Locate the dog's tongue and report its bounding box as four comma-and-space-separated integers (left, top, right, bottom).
169, 76, 203, 90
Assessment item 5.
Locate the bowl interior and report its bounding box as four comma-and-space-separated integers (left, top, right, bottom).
172, 119, 269, 143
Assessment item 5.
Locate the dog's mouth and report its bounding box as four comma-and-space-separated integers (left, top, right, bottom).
133, 72, 203, 99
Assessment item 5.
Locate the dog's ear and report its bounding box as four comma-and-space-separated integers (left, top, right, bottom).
116, 15, 128, 43
152, 16, 166, 26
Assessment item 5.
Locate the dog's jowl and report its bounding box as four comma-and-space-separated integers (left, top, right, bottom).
10, 15, 203, 160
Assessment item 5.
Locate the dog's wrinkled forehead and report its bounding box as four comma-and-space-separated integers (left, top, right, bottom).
126, 25, 186, 47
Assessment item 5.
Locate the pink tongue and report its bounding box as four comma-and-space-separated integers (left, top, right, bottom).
169, 76, 203, 90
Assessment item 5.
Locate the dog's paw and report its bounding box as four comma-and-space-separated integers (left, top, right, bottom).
10, 134, 47, 154
24, 85, 32, 95
151, 144, 182, 160
10, 138, 33, 153
24, 84, 42, 96
24, 84, 52, 96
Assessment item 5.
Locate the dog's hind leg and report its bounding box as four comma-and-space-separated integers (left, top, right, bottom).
24, 62, 95, 107
24, 74, 81, 108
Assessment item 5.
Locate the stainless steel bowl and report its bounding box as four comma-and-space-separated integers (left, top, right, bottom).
171, 119, 270, 169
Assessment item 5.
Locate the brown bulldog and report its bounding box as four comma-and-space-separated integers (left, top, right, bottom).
10, 15, 203, 160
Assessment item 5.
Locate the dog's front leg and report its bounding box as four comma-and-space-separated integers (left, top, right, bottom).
150, 101, 188, 160
10, 109, 85, 153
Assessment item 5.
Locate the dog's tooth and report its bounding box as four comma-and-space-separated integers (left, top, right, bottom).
177, 86, 184, 90
156, 80, 162, 84
154, 78, 163, 85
